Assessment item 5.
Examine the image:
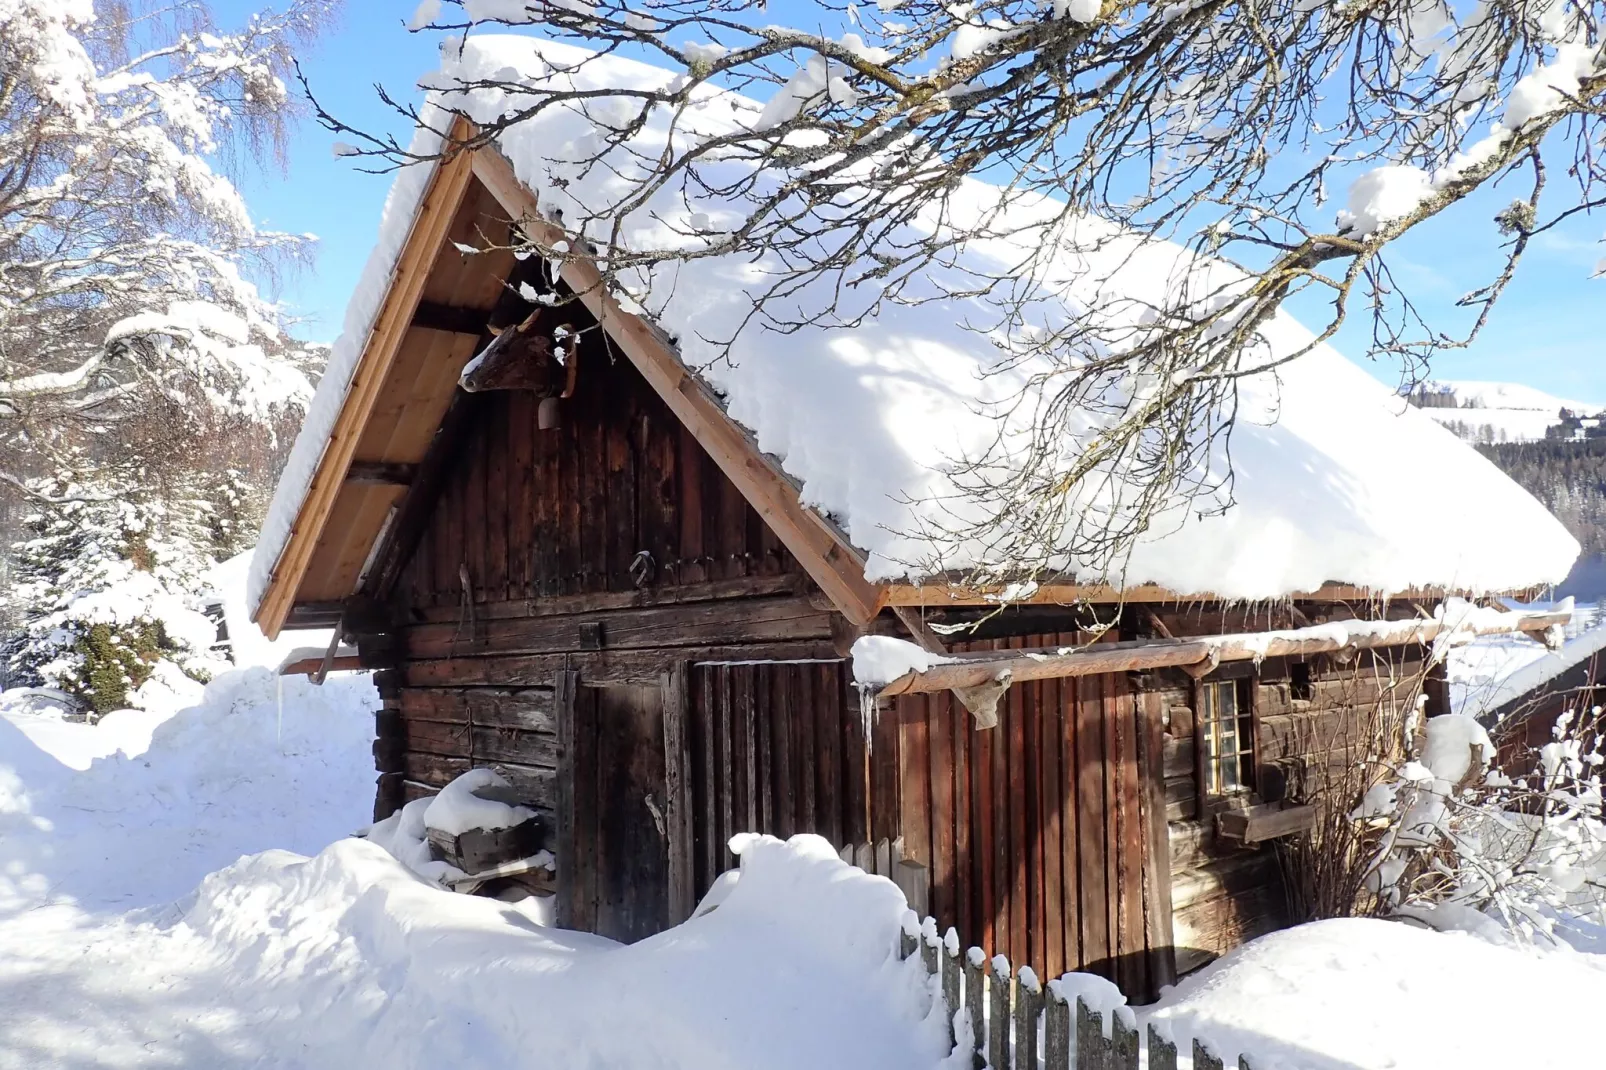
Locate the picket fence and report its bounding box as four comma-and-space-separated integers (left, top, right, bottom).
898, 916, 1254, 1070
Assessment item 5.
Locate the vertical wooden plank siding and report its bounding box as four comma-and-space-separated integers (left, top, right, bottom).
1137, 690, 1178, 991
682, 659, 920, 903
928, 690, 956, 927
1007, 635, 1029, 971
662, 664, 694, 924
398, 341, 807, 609
880, 633, 1169, 1001
1040, 673, 1066, 981
1077, 671, 1111, 975
553, 669, 582, 930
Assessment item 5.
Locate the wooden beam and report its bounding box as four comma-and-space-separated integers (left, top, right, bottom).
279, 654, 363, 677
283, 601, 345, 629
411, 299, 489, 336
892, 604, 949, 655
469, 146, 886, 627
345, 461, 417, 486
873, 608, 1572, 696
369, 390, 484, 602
882, 581, 1482, 608
253, 117, 481, 639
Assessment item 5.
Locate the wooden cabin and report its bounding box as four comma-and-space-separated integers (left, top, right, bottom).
248, 39, 1578, 1002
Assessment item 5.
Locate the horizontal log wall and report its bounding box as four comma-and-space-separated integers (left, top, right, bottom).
1161, 647, 1430, 975
396, 341, 803, 611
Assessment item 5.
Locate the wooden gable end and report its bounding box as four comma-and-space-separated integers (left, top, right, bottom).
391, 341, 811, 611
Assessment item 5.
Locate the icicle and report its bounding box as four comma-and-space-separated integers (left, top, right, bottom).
857, 684, 878, 753
276, 671, 284, 754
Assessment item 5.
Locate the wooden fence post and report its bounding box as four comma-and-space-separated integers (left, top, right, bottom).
942, 930, 962, 1050
1193, 1038, 1225, 1070
1015, 968, 1042, 1070
989, 955, 1011, 1070
1111, 1012, 1139, 1070
965, 947, 987, 1069
1044, 984, 1071, 1070
921, 917, 941, 978
1147, 1024, 1178, 1070
1075, 999, 1110, 1070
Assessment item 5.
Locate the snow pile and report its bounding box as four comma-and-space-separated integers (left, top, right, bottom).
250, 37, 1577, 614
0, 667, 377, 914
365, 769, 539, 885
423, 766, 535, 835
1145, 918, 1606, 1070
0, 829, 953, 1069
851, 635, 956, 687
367, 795, 465, 883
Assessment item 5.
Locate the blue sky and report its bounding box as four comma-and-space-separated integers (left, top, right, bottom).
224, 0, 1606, 401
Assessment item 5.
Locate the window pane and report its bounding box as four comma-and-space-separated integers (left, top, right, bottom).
1199, 681, 1254, 796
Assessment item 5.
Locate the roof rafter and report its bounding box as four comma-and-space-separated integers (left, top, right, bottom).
253, 116, 481, 639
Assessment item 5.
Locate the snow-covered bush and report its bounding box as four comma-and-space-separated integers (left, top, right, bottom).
5, 471, 226, 717
1357, 709, 1606, 945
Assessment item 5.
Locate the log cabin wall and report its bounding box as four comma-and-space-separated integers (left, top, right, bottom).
1148, 598, 1433, 975
356, 331, 1443, 991
365, 338, 852, 941
673, 639, 1171, 1002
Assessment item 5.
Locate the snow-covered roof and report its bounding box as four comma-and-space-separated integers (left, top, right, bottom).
1452, 600, 1606, 722
249, 36, 1580, 626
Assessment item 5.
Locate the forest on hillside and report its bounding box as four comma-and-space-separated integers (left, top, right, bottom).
1478, 439, 1606, 555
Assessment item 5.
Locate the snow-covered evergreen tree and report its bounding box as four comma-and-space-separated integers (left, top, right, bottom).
5, 466, 224, 717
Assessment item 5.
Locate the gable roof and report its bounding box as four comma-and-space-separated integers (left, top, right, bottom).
248, 37, 1578, 637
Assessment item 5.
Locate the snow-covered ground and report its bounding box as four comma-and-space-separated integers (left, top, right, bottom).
3, 565, 1604, 1067
0, 674, 949, 1068
1410, 379, 1602, 443
1145, 918, 1606, 1068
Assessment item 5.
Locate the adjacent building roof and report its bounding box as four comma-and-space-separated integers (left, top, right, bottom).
247, 36, 1579, 636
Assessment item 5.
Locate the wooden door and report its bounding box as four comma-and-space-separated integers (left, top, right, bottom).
566, 681, 670, 943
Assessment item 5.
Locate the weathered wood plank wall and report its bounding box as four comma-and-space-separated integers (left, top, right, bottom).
680, 660, 889, 901
397, 345, 801, 610
891, 634, 1171, 1002
1157, 638, 1431, 975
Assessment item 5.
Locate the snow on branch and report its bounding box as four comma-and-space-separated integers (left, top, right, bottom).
323, 0, 1606, 582
0, 0, 331, 471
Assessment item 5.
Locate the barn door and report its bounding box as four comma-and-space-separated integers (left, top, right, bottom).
560, 677, 671, 943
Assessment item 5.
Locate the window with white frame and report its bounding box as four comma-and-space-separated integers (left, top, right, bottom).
1198, 679, 1255, 796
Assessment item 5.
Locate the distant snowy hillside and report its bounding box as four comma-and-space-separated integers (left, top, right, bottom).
1405, 379, 1603, 444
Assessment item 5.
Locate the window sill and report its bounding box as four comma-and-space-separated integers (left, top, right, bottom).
1215, 802, 1317, 845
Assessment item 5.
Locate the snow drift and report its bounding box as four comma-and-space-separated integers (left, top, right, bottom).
1145, 917, 1606, 1069
1, 830, 952, 1070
